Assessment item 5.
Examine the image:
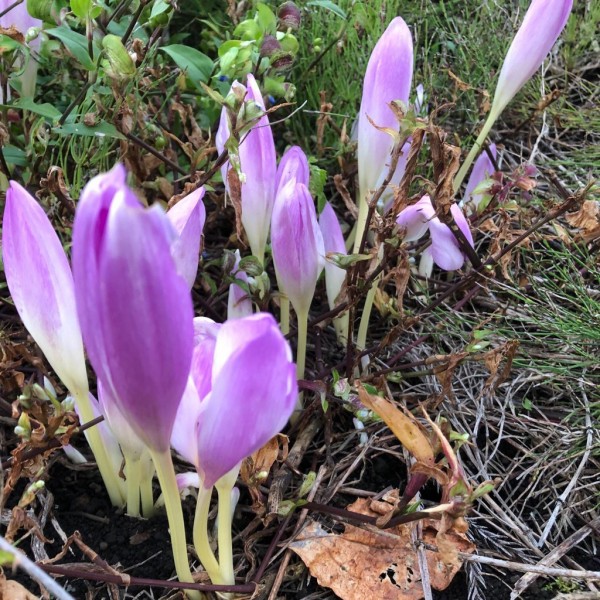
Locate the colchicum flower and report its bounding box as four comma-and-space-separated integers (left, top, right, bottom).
227, 250, 253, 320
275, 145, 310, 196
71, 164, 198, 595
167, 187, 206, 289
72, 164, 193, 454
2, 181, 125, 506
454, 0, 573, 190
462, 144, 497, 212
171, 313, 296, 584
396, 195, 474, 271
0, 0, 42, 100
216, 74, 277, 263
356, 16, 413, 251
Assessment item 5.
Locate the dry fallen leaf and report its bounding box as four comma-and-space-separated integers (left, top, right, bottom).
566, 200, 600, 241
357, 385, 434, 465
0, 576, 37, 600
290, 498, 475, 600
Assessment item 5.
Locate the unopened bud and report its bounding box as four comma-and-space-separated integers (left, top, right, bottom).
239, 255, 263, 277
102, 34, 136, 82
278, 1, 301, 30
260, 35, 282, 58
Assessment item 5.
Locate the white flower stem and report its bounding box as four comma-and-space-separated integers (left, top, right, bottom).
140, 452, 155, 518
279, 296, 290, 335
215, 470, 238, 587
193, 484, 222, 584
352, 195, 369, 254
356, 277, 379, 366
149, 449, 203, 600
124, 454, 141, 517
72, 388, 125, 507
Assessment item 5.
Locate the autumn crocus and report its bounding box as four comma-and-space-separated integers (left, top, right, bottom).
216, 74, 277, 264
227, 250, 253, 319
356, 16, 413, 253
2, 181, 125, 507
396, 195, 474, 271
167, 187, 206, 289
271, 181, 324, 384
454, 0, 573, 190
319, 202, 348, 343
462, 144, 497, 213
274, 145, 310, 333
172, 314, 296, 584
71, 165, 199, 597
0, 0, 42, 100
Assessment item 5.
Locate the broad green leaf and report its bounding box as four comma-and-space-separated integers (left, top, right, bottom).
150, 0, 171, 18
2, 146, 27, 166
160, 44, 213, 85
9, 98, 62, 120
46, 26, 96, 70
256, 3, 277, 34
0, 34, 24, 53
54, 120, 125, 139
307, 0, 347, 19
71, 0, 92, 19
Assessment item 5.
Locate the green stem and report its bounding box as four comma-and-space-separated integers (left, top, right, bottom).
72, 388, 125, 507
193, 485, 222, 583
140, 452, 155, 518
356, 277, 379, 369
149, 449, 202, 600
453, 110, 498, 193
352, 196, 369, 254
280, 296, 290, 335
124, 454, 141, 517
215, 470, 238, 586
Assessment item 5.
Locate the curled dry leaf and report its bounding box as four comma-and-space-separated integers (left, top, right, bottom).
290, 497, 475, 600
357, 384, 434, 465
240, 434, 288, 514
566, 200, 600, 242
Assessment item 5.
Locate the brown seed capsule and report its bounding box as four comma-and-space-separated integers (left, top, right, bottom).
278, 1, 301, 30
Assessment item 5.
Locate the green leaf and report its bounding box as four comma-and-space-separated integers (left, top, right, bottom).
0, 34, 24, 53
256, 3, 277, 34
70, 0, 92, 19
9, 98, 62, 120
150, 0, 171, 18
307, 0, 346, 19
2, 146, 28, 167
46, 26, 96, 70
54, 120, 125, 139
160, 44, 213, 85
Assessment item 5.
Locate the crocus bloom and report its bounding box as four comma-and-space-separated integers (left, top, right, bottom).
72, 165, 194, 453
0, 0, 42, 99
275, 145, 310, 196
227, 250, 253, 319
2, 182, 89, 397
462, 144, 497, 211
490, 0, 573, 120
319, 202, 346, 311
358, 17, 413, 203
271, 181, 324, 317
396, 195, 474, 271
216, 75, 277, 263
167, 187, 206, 289
172, 314, 297, 488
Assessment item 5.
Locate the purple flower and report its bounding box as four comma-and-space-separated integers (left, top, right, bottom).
396, 196, 474, 271
227, 250, 253, 320
491, 0, 572, 119
358, 17, 413, 200
319, 202, 346, 311
72, 165, 194, 453
463, 144, 497, 210
167, 187, 206, 289
171, 314, 297, 488
271, 181, 324, 316
275, 145, 310, 196
216, 75, 277, 263
2, 181, 88, 396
